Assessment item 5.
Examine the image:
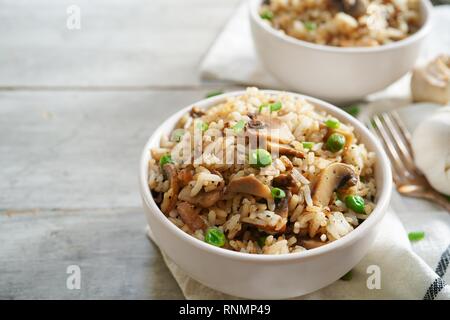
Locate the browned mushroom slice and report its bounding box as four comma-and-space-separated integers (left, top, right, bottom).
332, 0, 368, 18
176, 201, 206, 231
300, 239, 327, 250
226, 175, 272, 199
189, 106, 205, 118
272, 174, 299, 194
247, 115, 295, 144
160, 163, 180, 215
178, 185, 224, 208
266, 140, 305, 158
312, 163, 357, 207
178, 166, 194, 187
272, 174, 296, 189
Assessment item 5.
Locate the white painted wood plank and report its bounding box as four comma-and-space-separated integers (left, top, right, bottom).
0, 89, 243, 209
0, 0, 240, 87
0, 208, 184, 299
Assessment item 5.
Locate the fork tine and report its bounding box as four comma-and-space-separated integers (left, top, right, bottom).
370, 114, 409, 183
390, 111, 413, 143
367, 118, 401, 184
380, 112, 417, 173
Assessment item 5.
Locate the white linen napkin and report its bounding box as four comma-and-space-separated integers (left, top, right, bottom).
148, 196, 450, 299
146, 3, 450, 300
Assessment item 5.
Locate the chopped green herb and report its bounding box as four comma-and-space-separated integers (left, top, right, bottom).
232, 120, 246, 133
249, 149, 272, 168
340, 270, 353, 281
257, 236, 267, 248
302, 142, 315, 150
259, 101, 282, 113
170, 129, 185, 142
205, 90, 223, 98
304, 21, 317, 31
326, 133, 346, 152
271, 187, 286, 199
408, 231, 425, 242
270, 101, 282, 112
260, 9, 274, 20
159, 154, 173, 167
205, 228, 226, 247
197, 121, 209, 132
325, 118, 340, 129
344, 105, 360, 117
259, 104, 269, 113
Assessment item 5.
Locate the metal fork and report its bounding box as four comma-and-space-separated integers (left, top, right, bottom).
370, 111, 450, 212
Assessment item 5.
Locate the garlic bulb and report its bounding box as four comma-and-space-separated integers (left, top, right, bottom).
411, 55, 450, 105
412, 107, 450, 195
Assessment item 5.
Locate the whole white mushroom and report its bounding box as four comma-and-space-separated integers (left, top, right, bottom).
412, 107, 450, 195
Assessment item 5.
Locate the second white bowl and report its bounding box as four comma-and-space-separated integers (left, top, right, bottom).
249, 0, 433, 104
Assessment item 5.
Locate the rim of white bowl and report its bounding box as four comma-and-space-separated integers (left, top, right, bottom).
249, 0, 433, 54
140, 90, 392, 262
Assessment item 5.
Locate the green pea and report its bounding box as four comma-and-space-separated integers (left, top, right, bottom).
159, 154, 173, 167
205, 228, 226, 247
205, 90, 223, 98
257, 236, 267, 248
232, 120, 246, 133
271, 187, 286, 199
345, 195, 365, 213
249, 149, 272, 168
304, 21, 317, 31
197, 121, 209, 132
302, 142, 315, 150
260, 9, 274, 20
326, 133, 345, 152
325, 118, 340, 129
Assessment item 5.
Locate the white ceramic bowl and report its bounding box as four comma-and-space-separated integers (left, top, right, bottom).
249, 0, 433, 104
140, 90, 392, 299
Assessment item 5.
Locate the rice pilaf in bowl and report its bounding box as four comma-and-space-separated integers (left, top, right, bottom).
259, 0, 422, 47
147, 88, 377, 255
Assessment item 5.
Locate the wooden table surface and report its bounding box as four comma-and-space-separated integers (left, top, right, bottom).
0, 0, 242, 299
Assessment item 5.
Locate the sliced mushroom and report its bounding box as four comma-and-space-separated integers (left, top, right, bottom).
300, 239, 327, 250
247, 114, 295, 144
178, 166, 194, 187
178, 183, 224, 208
312, 163, 358, 207
266, 140, 305, 158
226, 175, 272, 199
176, 201, 206, 231
160, 163, 180, 215
333, 0, 368, 18
189, 106, 205, 118
411, 54, 450, 105
272, 174, 299, 194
